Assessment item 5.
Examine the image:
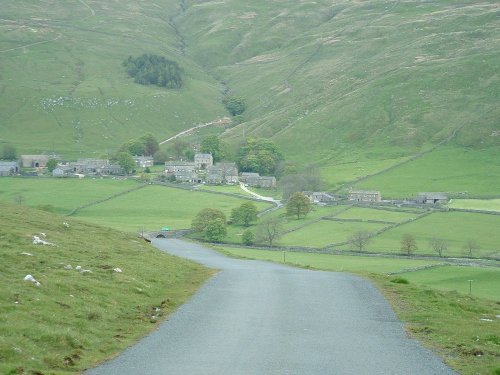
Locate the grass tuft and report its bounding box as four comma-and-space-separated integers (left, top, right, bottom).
390, 277, 409, 284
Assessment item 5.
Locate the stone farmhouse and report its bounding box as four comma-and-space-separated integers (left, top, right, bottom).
303, 191, 335, 204
240, 172, 276, 189
206, 162, 239, 184
348, 190, 381, 203
165, 153, 239, 184
68, 159, 123, 175
415, 192, 448, 205
52, 166, 74, 177
134, 156, 154, 168
20, 155, 50, 168
0, 161, 19, 176
164, 161, 198, 183
194, 153, 213, 170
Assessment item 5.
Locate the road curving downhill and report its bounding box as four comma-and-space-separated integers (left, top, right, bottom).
86, 239, 457, 375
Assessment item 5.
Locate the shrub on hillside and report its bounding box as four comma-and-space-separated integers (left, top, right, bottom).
390, 277, 409, 284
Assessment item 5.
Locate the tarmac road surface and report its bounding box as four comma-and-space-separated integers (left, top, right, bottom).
86, 239, 456, 375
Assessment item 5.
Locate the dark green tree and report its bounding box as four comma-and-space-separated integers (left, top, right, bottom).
200, 135, 228, 162
205, 218, 227, 242
120, 139, 146, 156
286, 192, 312, 219
140, 133, 160, 156
184, 149, 195, 161
46, 158, 58, 172
191, 208, 227, 233
223, 96, 246, 116
236, 138, 283, 175
1, 143, 16, 160
279, 167, 324, 199
115, 152, 136, 174
241, 229, 254, 245
168, 139, 190, 159
231, 202, 258, 227
153, 150, 168, 164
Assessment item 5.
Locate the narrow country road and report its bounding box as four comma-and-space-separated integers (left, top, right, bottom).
86, 239, 456, 375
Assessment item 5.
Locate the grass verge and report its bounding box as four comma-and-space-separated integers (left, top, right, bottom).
0, 202, 213, 374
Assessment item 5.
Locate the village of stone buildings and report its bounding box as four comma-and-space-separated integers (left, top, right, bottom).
0, 153, 448, 207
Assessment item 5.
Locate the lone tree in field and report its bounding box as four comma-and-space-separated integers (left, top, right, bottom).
286, 192, 312, 219
256, 216, 284, 246
204, 218, 227, 242
350, 230, 372, 252
231, 202, 258, 227
463, 239, 479, 257
191, 208, 226, 233
429, 238, 448, 257
400, 234, 418, 255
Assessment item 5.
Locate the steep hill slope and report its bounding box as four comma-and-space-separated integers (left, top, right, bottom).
0, 0, 225, 158
0, 202, 211, 373
179, 0, 499, 156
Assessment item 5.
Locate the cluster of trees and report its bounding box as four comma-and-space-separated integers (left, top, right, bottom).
119, 133, 160, 157
191, 192, 312, 245
400, 234, 479, 257
123, 54, 183, 89
236, 138, 284, 176
161, 135, 284, 178
114, 133, 160, 174
279, 168, 324, 200
200, 135, 229, 162
0, 143, 16, 160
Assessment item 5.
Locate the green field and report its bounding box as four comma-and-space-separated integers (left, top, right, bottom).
73, 184, 273, 232
354, 146, 500, 197
400, 266, 500, 301
366, 211, 500, 258
219, 246, 444, 274
278, 219, 387, 248
449, 199, 500, 212
335, 206, 420, 223
0, 177, 138, 214
0, 202, 211, 374
196, 184, 254, 198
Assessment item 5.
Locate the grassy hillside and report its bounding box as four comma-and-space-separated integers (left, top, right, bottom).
0, 202, 212, 373
0, 0, 226, 158
178, 0, 499, 193
1, 0, 498, 192
209, 0, 500, 159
